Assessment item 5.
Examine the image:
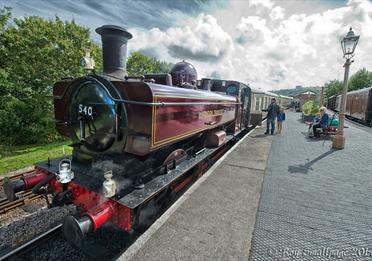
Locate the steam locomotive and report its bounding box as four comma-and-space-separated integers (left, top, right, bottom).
4, 25, 255, 248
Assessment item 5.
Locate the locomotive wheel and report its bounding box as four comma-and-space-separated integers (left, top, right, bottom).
163, 149, 187, 169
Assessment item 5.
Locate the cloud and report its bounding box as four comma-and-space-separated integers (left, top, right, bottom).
269, 6, 285, 21
166, 14, 232, 61
130, 14, 233, 63
167, 45, 226, 62
130, 0, 370, 90
235, 16, 271, 45
1, 0, 226, 32
249, 0, 275, 9
3, 0, 372, 91
155, 0, 372, 90
209, 71, 222, 79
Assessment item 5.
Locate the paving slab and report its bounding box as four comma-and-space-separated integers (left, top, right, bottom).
249, 112, 372, 261
122, 125, 273, 261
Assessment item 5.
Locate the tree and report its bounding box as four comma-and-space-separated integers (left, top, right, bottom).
302, 100, 319, 115
324, 80, 343, 98
0, 8, 102, 145
0, 7, 11, 30
348, 68, 372, 92
127, 51, 172, 76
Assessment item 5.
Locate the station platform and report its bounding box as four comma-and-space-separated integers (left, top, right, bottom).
249, 112, 372, 260
120, 111, 372, 261
120, 123, 273, 261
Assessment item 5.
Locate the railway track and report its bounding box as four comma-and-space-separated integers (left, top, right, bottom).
0, 224, 62, 261
0, 168, 43, 214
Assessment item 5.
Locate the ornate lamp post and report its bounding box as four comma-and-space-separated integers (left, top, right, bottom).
332, 28, 359, 149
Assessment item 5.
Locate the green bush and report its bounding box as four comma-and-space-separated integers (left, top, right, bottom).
0, 7, 102, 146
0, 8, 173, 146
302, 100, 319, 115
127, 51, 172, 76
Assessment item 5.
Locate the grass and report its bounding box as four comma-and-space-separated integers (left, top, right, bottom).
0, 140, 73, 175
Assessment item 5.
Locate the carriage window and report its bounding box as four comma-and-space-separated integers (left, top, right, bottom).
226, 84, 238, 96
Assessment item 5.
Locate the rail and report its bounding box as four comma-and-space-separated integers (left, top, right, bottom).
0, 224, 62, 260
0, 169, 43, 214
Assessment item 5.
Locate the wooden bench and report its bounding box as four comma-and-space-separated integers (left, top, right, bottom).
319, 126, 337, 145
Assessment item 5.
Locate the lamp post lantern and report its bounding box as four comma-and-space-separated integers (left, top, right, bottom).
332, 27, 359, 149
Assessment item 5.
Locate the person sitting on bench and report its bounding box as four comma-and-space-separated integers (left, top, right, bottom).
308, 112, 320, 134
312, 107, 329, 138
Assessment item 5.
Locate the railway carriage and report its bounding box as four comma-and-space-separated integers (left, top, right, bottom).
327, 87, 372, 125
250, 90, 292, 113
277, 94, 293, 108
345, 87, 372, 125
249, 90, 292, 125
327, 95, 337, 111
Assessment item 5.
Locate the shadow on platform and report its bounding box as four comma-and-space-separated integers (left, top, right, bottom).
288, 149, 336, 174
252, 134, 270, 138
300, 131, 332, 143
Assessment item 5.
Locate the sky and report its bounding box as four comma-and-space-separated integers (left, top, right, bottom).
1, 0, 372, 90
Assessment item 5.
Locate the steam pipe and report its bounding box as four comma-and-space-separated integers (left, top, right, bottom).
96, 25, 132, 78
3, 172, 50, 201
32, 173, 56, 194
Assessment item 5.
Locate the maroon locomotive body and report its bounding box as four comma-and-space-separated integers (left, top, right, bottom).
54, 77, 238, 158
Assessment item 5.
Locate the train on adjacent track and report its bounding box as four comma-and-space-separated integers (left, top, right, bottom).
327, 87, 372, 126
3, 24, 292, 251
250, 90, 292, 112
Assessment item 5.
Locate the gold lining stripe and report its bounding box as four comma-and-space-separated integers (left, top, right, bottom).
151, 95, 156, 145
150, 93, 236, 146
152, 121, 234, 147
153, 126, 210, 147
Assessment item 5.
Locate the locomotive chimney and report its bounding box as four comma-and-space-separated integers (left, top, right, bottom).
96, 25, 133, 78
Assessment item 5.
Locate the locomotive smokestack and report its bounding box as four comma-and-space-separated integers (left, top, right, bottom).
96, 25, 132, 78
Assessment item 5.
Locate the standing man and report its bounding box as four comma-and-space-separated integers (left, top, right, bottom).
264, 98, 280, 135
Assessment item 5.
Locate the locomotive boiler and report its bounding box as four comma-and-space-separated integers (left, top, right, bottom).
3, 25, 252, 249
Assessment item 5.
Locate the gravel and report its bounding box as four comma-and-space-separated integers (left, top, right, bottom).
18, 234, 91, 261
0, 205, 77, 249
0, 204, 137, 261
0, 198, 47, 228
14, 222, 135, 261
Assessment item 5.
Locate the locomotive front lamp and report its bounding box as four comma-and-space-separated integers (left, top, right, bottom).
80, 48, 95, 71
333, 27, 359, 150
103, 170, 117, 198
57, 159, 74, 184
